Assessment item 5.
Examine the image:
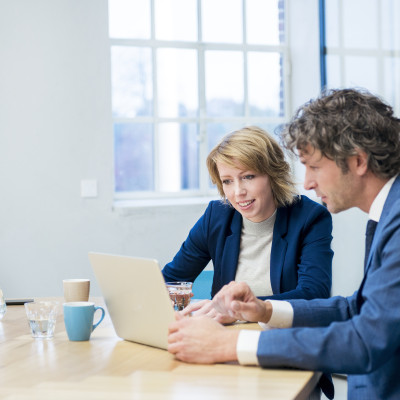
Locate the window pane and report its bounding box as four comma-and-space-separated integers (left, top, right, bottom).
157, 49, 198, 118
111, 46, 153, 118
205, 51, 244, 117
158, 123, 199, 192
207, 123, 238, 155
202, 0, 242, 43
325, 0, 340, 47
248, 52, 283, 117
108, 0, 150, 39
382, 0, 400, 51
343, 0, 378, 49
384, 57, 400, 111
114, 123, 154, 192
258, 123, 281, 140
344, 56, 378, 92
155, 0, 197, 41
326, 54, 342, 89
246, 0, 283, 45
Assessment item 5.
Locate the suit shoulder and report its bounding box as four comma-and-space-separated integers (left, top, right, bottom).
206, 200, 235, 219
281, 196, 331, 225
289, 195, 328, 214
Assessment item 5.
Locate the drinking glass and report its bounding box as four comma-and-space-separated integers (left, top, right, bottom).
24, 301, 59, 338
166, 282, 193, 311
0, 289, 6, 320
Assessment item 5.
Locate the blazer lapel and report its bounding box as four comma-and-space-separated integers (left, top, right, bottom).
365, 176, 400, 273
358, 176, 400, 308
270, 206, 289, 294
220, 211, 242, 285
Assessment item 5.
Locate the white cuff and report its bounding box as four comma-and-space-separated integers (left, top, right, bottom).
236, 330, 261, 365
258, 300, 293, 330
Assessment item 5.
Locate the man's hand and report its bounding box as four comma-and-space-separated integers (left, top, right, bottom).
168, 314, 239, 364
179, 299, 237, 324
212, 281, 272, 323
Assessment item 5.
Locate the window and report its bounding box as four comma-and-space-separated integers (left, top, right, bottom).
321, 0, 400, 115
109, 0, 287, 200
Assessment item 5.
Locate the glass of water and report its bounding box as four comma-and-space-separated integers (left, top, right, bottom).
24, 301, 59, 338
166, 282, 193, 311
0, 289, 6, 320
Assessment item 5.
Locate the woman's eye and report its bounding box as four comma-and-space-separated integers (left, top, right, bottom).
222, 179, 232, 185
243, 175, 255, 180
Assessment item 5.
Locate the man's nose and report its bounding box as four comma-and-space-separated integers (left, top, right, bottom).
303, 174, 316, 191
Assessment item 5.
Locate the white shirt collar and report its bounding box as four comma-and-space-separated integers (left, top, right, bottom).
369, 175, 397, 222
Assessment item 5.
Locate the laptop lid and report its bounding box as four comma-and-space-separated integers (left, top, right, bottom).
88, 252, 175, 349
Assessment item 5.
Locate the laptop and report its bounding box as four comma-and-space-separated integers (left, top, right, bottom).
88, 251, 175, 349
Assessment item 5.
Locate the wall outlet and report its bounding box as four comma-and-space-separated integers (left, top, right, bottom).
81, 179, 98, 198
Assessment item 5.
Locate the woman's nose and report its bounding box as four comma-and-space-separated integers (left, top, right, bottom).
234, 181, 246, 196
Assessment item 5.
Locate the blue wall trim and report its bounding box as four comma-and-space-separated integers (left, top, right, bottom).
319, 0, 327, 90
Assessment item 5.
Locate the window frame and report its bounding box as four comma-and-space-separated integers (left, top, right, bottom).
110, 0, 290, 203
320, 0, 400, 116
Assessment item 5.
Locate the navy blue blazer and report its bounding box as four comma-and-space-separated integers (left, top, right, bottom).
256, 176, 400, 400
162, 195, 333, 300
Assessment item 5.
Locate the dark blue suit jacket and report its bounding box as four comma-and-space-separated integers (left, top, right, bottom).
162, 195, 333, 300
256, 176, 400, 400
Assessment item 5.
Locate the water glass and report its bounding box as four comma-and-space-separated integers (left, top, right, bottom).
24, 301, 59, 338
166, 282, 193, 311
0, 289, 6, 320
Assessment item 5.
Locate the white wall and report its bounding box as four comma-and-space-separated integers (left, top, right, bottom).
0, 0, 366, 299
0, 0, 207, 297
331, 209, 367, 296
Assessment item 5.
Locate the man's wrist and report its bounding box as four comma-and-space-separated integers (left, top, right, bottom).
236, 330, 260, 365
258, 299, 273, 323
215, 329, 240, 363
259, 300, 294, 329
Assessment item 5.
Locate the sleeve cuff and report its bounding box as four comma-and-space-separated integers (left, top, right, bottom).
236, 330, 261, 365
258, 300, 293, 330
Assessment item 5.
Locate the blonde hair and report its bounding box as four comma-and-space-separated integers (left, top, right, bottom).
207, 126, 297, 207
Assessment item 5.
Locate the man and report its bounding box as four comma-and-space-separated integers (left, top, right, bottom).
167, 88, 400, 400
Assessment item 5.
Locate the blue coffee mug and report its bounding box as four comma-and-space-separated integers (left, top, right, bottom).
63, 302, 105, 341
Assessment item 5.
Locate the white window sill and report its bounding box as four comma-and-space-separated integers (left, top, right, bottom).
113, 196, 219, 215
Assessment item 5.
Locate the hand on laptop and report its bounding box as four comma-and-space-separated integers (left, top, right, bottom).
179, 299, 237, 324
168, 313, 239, 363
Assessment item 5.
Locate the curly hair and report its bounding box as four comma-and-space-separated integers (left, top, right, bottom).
207, 126, 298, 207
280, 88, 400, 178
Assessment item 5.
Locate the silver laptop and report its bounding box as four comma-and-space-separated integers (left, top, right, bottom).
89, 252, 175, 349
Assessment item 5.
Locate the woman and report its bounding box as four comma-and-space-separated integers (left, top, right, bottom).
162, 126, 333, 320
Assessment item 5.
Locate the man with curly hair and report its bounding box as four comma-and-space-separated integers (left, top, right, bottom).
168, 88, 400, 400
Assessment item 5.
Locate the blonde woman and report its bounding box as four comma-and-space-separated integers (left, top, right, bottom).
162, 126, 333, 321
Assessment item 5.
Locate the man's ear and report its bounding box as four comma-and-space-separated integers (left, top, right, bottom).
353, 149, 369, 176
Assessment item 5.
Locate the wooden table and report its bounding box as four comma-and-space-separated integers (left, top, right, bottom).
0, 298, 320, 400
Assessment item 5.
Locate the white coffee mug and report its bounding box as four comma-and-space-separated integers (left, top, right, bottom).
63, 279, 90, 302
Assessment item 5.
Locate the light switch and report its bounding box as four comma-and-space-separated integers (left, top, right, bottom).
81, 179, 98, 198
